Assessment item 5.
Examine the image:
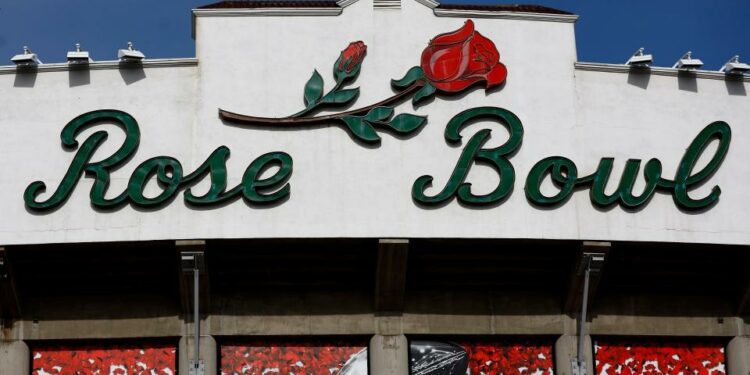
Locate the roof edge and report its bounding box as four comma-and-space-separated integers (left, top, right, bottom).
415, 0, 440, 9
197, 1, 341, 9
575, 62, 750, 82
192, 7, 343, 16
433, 7, 578, 23
0, 58, 198, 75
336, 0, 359, 7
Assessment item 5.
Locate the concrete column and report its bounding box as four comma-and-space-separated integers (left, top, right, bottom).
369, 334, 409, 375
0, 340, 29, 375
555, 335, 594, 375
727, 336, 750, 375
179, 335, 218, 375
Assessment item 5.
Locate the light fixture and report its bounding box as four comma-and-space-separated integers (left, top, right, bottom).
10, 46, 41, 67
67, 43, 92, 65
719, 55, 750, 76
180, 251, 205, 274
672, 51, 703, 71
626, 47, 652, 68
118, 42, 145, 63
576, 252, 606, 275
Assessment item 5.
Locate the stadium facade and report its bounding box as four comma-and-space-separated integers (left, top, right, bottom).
0, 0, 749, 374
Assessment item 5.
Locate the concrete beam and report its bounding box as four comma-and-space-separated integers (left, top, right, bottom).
369, 334, 408, 375
0, 247, 21, 322
374, 239, 409, 314
590, 315, 742, 337
727, 336, 750, 375
402, 313, 566, 335
211, 313, 375, 336
0, 340, 29, 375
20, 316, 183, 340
179, 335, 217, 375
563, 242, 610, 314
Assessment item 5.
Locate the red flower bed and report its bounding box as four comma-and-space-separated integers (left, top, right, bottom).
594, 338, 726, 375
457, 339, 555, 375
32, 342, 176, 375
220, 338, 367, 375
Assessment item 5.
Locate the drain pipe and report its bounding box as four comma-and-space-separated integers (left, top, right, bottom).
572, 251, 606, 375
181, 250, 205, 375
193, 259, 201, 375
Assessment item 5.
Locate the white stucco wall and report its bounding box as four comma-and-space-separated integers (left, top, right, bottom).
0, 0, 747, 245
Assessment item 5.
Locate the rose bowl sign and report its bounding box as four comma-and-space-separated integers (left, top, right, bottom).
23, 20, 731, 213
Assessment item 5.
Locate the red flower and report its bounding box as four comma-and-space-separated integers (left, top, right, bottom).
421, 20, 507, 92
336, 41, 367, 75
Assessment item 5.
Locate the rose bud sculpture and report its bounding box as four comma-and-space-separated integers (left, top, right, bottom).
294, 41, 368, 117
219, 20, 507, 143
334, 41, 367, 82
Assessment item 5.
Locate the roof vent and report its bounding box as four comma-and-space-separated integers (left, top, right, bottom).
374, 0, 400, 10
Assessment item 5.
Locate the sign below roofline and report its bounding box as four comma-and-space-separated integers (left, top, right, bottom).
22, 108, 731, 213
24, 20, 732, 214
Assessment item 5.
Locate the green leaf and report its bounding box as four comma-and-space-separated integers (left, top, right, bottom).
363, 106, 394, 122
391, 66, 425, 89
342, 116, 380, 143
321, 88, 359, 105
387, 113, 428, 134
303, 70, 324, 106
413, 83, 436, 106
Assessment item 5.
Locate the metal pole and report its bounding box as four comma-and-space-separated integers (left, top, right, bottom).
193, 263, 200, 371
577, 261, 591, 369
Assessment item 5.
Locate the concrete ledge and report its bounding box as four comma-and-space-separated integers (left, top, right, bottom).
11, 314, 745, 339
19, 317, 183, 340
590, 315, 743, 337
402, 313, 567, 335
0, 58, 198, 75
210, 314, 376, 335
575, 62, 750, 82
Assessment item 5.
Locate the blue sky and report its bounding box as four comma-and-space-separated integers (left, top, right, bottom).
0, 0, 748, 70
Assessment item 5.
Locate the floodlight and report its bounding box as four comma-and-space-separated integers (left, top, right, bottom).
180, 251, 205, 273
67, 43, 92, 65
672, 51, 703, 70
577, 252, 606, 275
10, 46, 41, 67
118, 42, 145, 63
719, 55, 750, 75
626, 47, 652, 68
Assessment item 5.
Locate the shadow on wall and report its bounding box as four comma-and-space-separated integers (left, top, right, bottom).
119, 63, 146, 85
725, 78, 747, 96
68, 68, 90, 87
677, 71, 698, 92
13, 67, 37, 87
626, 70, 650, 89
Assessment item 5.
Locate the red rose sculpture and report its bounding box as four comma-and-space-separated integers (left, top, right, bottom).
338, 41, 367, 73
220, 19, 506, 144
335, 41, 367, 81
420, 20, 507, 92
